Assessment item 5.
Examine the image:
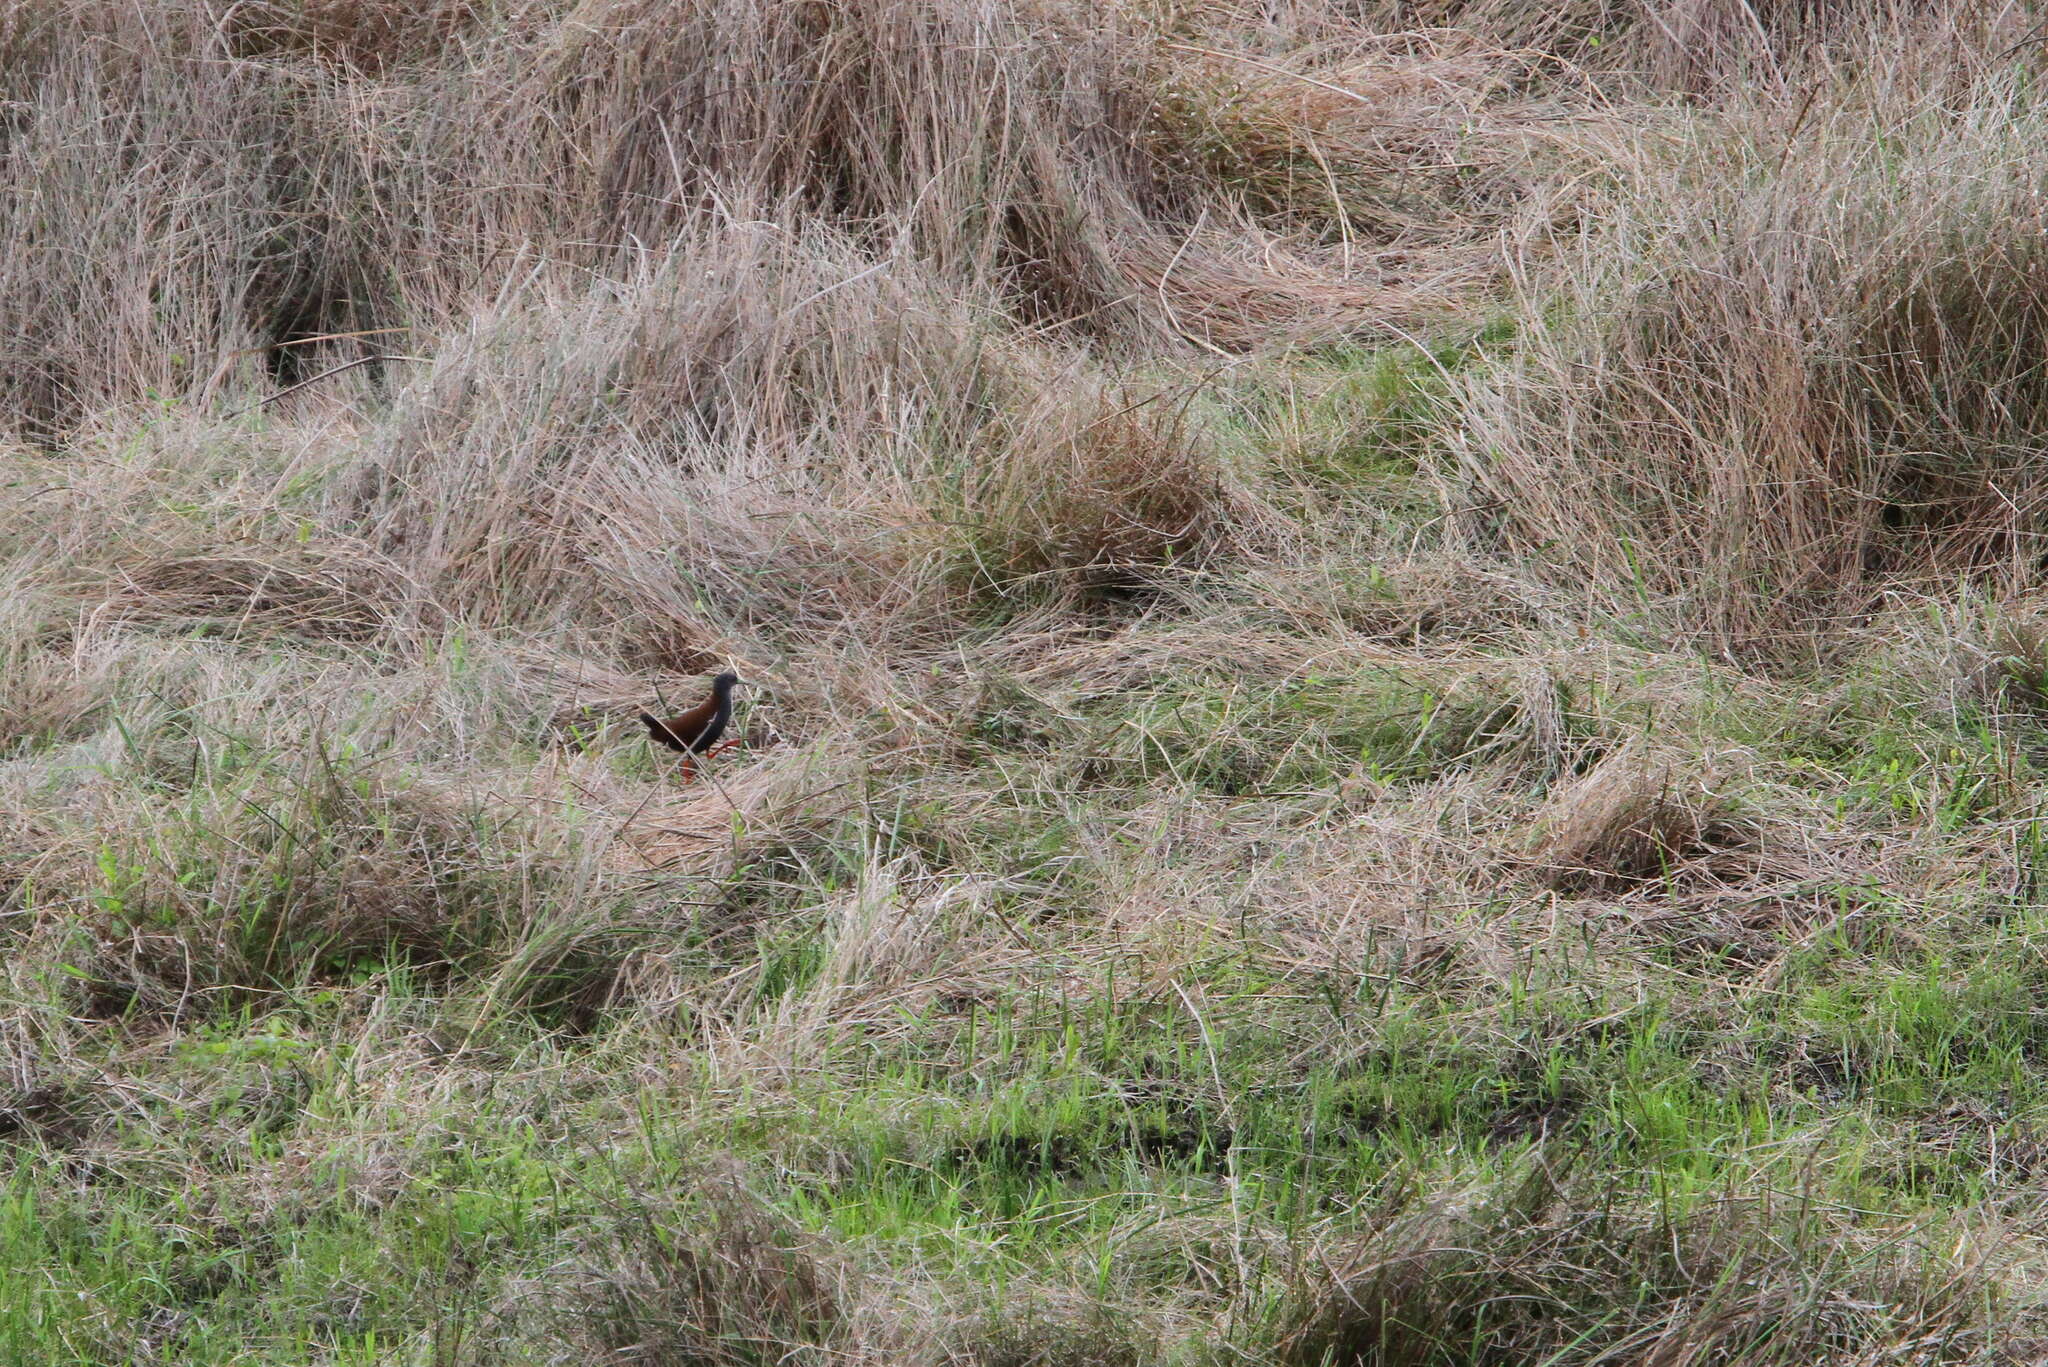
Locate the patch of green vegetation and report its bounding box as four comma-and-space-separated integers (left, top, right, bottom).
1770, 949, 2048, 1113
0, 1005, 571, 1364
1272, 325, 1512, 496
1776, 690, 2035, 827
4, 890, 2026, 1364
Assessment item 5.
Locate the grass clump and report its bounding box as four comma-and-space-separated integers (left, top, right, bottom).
1450, 57, 2048, 653
959, 367, 1263, 601
1274, 1160, 2000, 1367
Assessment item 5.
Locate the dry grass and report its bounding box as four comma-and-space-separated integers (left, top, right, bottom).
1522, 741, 1729, 888
6, 0, 2048, 1363
1449, 28, 2048, 654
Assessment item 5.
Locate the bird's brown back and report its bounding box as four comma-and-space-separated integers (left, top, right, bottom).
641, 671, 741, 758
640, 697, 719, 753
643, 679, 743, 755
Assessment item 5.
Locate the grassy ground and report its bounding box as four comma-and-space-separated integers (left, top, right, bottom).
8, 1, 2048, 1362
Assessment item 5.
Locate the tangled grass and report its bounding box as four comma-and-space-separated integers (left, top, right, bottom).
6, 1, 2048, 1363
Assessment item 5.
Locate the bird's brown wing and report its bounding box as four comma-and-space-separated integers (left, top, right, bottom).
641, 695, 719, 753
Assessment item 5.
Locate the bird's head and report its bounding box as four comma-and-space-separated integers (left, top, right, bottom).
712, 669, 741, 693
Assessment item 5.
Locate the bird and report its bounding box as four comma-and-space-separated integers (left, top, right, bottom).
640, 670, 742, 778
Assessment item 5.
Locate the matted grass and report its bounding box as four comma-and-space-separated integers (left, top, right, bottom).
6, 1, 2048, 1363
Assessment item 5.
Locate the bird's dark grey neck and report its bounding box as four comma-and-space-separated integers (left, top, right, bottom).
709, 679, 737, 726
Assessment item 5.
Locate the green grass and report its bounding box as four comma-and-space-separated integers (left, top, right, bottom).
16, 897, 2031, 1360
1275, 327, 1514, 495
5, 903, 2035, 1361
9, 610, 2046, 1361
